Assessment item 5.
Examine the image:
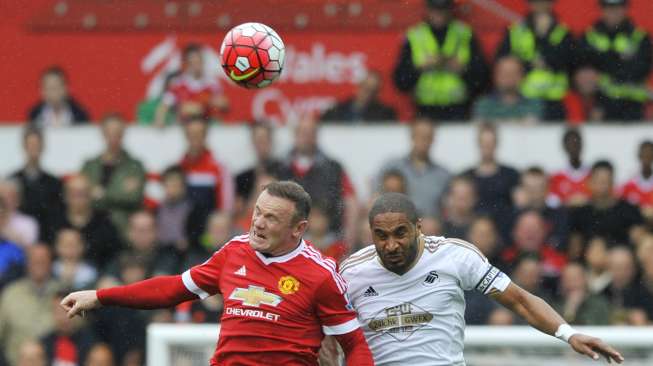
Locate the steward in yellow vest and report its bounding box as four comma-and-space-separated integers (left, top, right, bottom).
393, 0, 489, 121
496, 0, 576, 121
578, 0, 652, 121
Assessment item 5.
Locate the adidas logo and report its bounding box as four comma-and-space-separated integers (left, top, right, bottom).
234, 266, 247, 276
363, 286, 378, 297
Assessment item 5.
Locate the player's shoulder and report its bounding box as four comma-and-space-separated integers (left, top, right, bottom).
298, 242, 348, 293
339, 245, 378, 277
423, 235, 487, 262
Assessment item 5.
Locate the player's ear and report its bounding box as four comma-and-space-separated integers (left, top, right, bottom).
293, 219, 309, 239
415, 218, 422, 236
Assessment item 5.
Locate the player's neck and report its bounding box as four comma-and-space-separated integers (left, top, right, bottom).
261, 239, 302, 258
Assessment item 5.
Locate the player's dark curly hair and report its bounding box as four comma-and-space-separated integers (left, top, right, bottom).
263, 181, 311, 224
368, 192, 419, 225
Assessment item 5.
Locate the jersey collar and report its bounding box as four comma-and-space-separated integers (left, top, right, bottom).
255, 239, 306, 265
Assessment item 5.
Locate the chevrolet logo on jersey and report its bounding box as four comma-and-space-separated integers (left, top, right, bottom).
368, 302, 433, 341
229, 285, 282, 307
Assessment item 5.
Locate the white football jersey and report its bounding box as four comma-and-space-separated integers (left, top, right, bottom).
340, 236, 511, 366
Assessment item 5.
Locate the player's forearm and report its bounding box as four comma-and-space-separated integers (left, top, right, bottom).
97, 275, 196, 309
514, 291, 565, 336
334, 329, 375, 366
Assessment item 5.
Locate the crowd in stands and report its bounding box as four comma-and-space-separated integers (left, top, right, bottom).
3, 0, 653, 365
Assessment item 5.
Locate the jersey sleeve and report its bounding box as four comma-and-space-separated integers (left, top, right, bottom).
452, 240, 511, 295
181, 246, 228, 299
315, 272, 360, 336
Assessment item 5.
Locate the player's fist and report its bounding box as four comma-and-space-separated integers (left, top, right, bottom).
569, 334, 624, 364
60, 290, 102, 319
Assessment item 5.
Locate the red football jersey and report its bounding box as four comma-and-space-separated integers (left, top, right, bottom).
182, 235, 359, 366
162, 72, 223, 119
620, 174, 653, 207
548, 166, 591, 206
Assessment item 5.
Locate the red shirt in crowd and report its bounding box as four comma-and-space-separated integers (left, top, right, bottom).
180, 148, 234, 212
620, 173, 653, 207
162, 73, 224, 120
548, 166, 591, 206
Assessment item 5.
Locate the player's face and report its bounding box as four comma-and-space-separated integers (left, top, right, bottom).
371, 212, 421, 274
250, 190, 307, 256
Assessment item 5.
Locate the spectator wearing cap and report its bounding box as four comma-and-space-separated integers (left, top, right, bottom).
28, 66, 90, 127
393, 0, 489, 121
496, 0, 576, 121
81, 113, 146, 235
578, 0, 652, 121
11, 127, 64, 242
320, 71, 397, 123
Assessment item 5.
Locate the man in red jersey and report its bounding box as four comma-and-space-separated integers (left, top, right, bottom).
620, 140, 653, 220
60, 181, 374, 366
548, 127, 591, 207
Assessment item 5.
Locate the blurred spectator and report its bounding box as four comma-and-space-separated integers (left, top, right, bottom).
0, 179, 39, 248
174, 296, 224, 325
305, 205, 348, 263
103, 211, 178, 281
81, 113, 146, 234
378, 119, 451, 217
320, 71, 397, 123
155, 44, 229, 126
0, 245, 59, 365
235, 121, 288, 212
548, 128, 591, 207
467, 216, 504, 268
179, 116, 234, 225
496, 0, 575, 121
632, 249, 653, 322
53, 228, 97, 291
502, 210, 567, 280
565, 66, 605, 122
136, 71, 179, 126
41, 289, 98, 366
282, 118, 358, 244
555, 262, 611, 325
0, 198, 25, 289
28, 66, 90, 127
620, 140, 653, 225
93, 264, 146, 366
441, 176, 477, 238
569, 160, 644, 254
48, 175, 122, 271
16, 340, 46, 366
463, 123, 519, 232
602, 246, 640, 319
11, 127, 64, 241
578, 0, 652, 121
420, 216, 442, 236
199, 211, 239, 254
472, 57, 543, 123
379, 169, 407, 194
584, 236, 612, 294
513, 167, 569, 248
511, 256, 550, 301
393, 0, 488, 121
156, 165, 204, 251
85, 343, 116, 366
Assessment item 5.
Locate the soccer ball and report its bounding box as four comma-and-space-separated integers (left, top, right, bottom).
220, 22, 285, 89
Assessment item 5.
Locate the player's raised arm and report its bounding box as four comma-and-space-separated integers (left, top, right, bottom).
489, 282, 624, 363
61, 244, 228, 319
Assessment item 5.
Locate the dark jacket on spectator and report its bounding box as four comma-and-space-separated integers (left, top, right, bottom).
11, 168, 64, 241
320, 99, 397, 123
28, 97, 90, 127
0, 238, 24, 289
41, 327, 97, 365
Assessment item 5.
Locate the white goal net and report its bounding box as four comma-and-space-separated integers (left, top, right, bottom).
147, 324, 653, 366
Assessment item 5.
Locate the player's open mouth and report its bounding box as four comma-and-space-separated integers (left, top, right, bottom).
255, 232, 267, 239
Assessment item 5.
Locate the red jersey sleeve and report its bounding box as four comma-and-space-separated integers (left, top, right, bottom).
182, 247, 228, 299
315, 273, 360, 336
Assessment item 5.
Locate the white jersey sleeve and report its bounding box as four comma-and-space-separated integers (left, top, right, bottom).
449, 239, 511, 295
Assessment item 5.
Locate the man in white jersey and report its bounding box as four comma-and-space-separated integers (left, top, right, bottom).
340, 192, 623, 365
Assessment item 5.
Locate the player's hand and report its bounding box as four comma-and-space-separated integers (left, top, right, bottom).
419, 55, 440, 72
569, 334, 624, 363
60, 290, 102, 319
